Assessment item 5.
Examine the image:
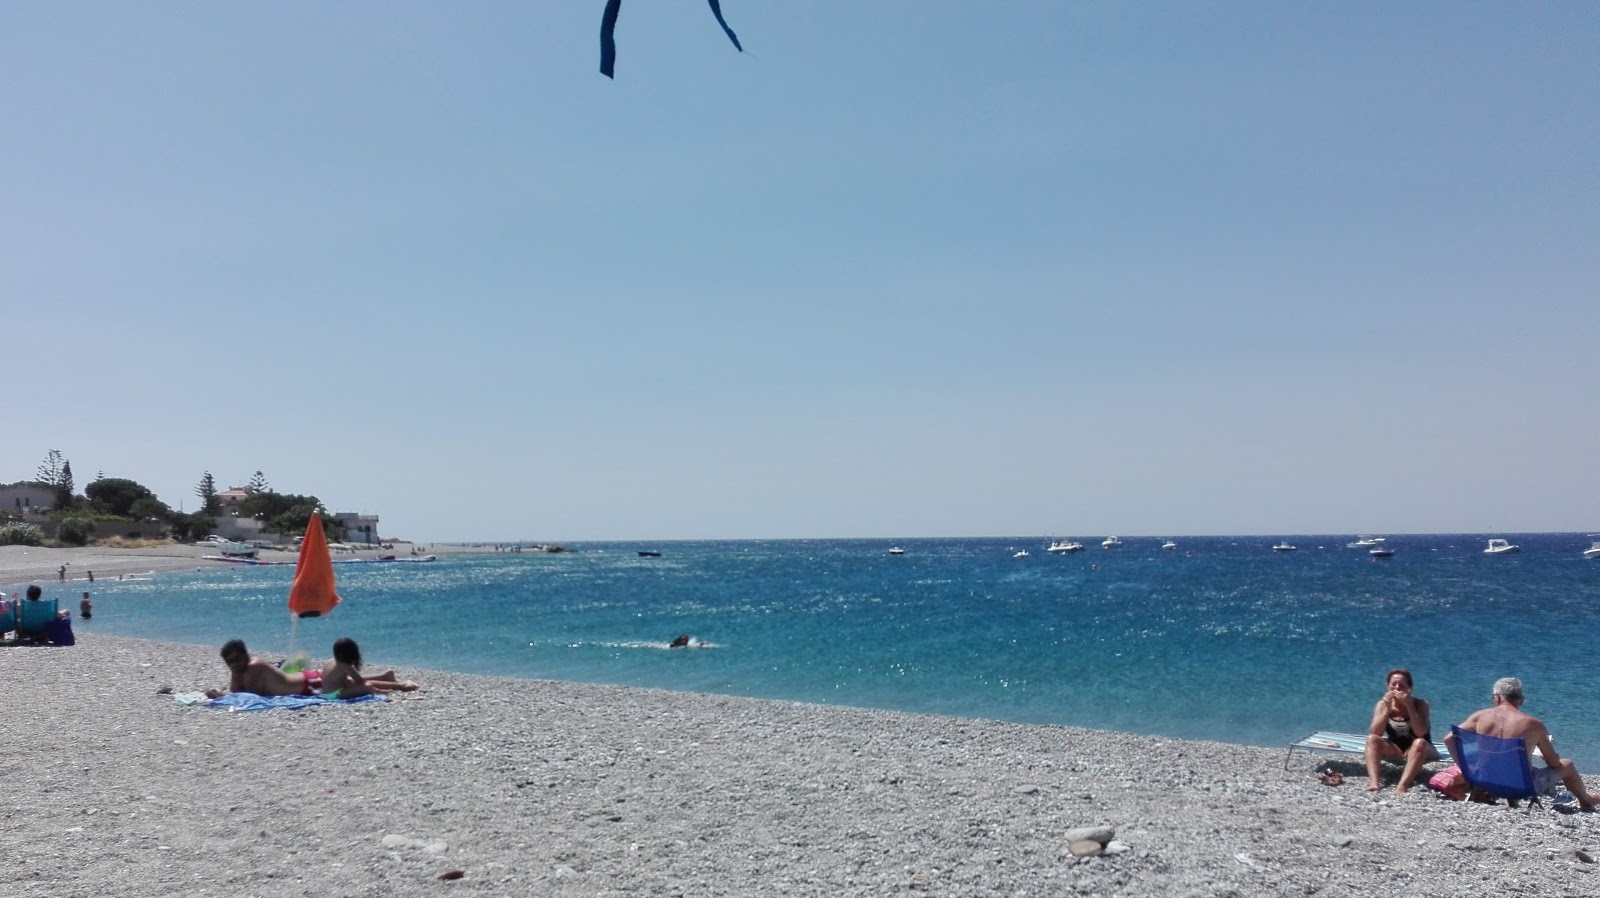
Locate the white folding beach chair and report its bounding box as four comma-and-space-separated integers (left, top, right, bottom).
1284, 730, 1449, 770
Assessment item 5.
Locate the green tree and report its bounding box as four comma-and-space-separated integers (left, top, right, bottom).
168, 512, 215, 543
36, 449, 65, 486
248, 470, 269, 493
56, 460, 76, 510
129, 496, 170, 521
196, 471, 219, 515
241, 490, 333, 535
267, 503, 339, 539
0, 522, 45, 546
56, 514, 95, 546
86, 477, 159, 518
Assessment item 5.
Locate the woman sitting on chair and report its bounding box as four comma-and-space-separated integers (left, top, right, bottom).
1365, 667, 1438, 794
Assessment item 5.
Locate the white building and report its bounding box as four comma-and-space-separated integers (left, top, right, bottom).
334, 512, 381, 545
0, 481, 57, 519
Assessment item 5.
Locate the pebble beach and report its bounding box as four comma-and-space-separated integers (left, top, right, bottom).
4, 634, 1597, 897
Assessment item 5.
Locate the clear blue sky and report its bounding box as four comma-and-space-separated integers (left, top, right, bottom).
4, 2, 1596, 541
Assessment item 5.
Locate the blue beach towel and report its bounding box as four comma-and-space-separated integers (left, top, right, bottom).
201, 692, 387, 712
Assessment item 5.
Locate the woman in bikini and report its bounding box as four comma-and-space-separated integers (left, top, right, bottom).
1364, 667, 1438, 794
320, 637, 420, 698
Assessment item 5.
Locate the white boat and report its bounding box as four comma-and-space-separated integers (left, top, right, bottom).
1584, 542, 1600, 560
1272, 542, 1296, 552
1369, 546, 1395, 558
1101, 536, 1122, 549
1013, 550, 1030, 559
887, 546, 905, 556
1484, 538, 1520, 555
1047, 540, 1084, 554
1161, 540, 1177, 550
1347, 536, 1386, 549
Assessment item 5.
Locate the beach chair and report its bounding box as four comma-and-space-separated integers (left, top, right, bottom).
16, 598, 59, 641
1283, 730, 1449, 770
1448, 725, 1542, 809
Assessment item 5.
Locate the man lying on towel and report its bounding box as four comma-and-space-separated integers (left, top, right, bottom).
205, 638, 324, 699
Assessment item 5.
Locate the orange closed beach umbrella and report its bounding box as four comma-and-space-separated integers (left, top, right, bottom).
288, 513, 341, 619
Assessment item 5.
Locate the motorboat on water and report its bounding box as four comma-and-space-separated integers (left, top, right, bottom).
1013, 549, 1030, 558
1101, 536, 1123, 549
1272, 541, 1296, 552
1484, 538, 1520, 555
1347, 536, 1386, 549
1369, 546, 1395, 558
1047, 540, 1084, 554
887, 546, 905, 556
1584, 542, 1600, 560
1161, 540, 1177, 550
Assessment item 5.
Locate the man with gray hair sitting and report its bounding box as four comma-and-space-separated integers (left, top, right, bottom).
1445, 677, 1598, 810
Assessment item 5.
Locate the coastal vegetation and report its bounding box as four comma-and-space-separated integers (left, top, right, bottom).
0, 522, 45, 546
5, 449, 345, 546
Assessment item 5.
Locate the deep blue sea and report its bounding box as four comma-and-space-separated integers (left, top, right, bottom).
61, 533, 1600, 760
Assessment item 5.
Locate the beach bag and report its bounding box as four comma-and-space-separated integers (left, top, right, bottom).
1428, 764, 1468, 800
44, 616, 76, 646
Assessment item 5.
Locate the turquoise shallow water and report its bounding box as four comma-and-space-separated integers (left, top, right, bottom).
57, 533, 1600, 759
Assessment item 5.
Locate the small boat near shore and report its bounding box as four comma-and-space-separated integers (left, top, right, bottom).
1101, 536, 1122, 549
1484, 538, 1519, 556
1272, 542, 1296, 552
887, 546, 905, 556
1046, 540, 1083, 553
1013, 550, 1029, 558
1161, 540, 1177, 550
1348, 536, 1386, 549
1369, 546, 1395, 558
203, 555, 289, 565
1585, 542, 1600, 560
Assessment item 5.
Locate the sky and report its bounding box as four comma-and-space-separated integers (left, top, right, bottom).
3, 2, 1596, 542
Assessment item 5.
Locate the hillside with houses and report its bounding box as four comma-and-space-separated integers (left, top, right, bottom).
0, 452, 379, 547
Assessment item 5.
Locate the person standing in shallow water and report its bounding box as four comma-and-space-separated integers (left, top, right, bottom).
80, 592, 92, 620
1364, 667, 1438, 794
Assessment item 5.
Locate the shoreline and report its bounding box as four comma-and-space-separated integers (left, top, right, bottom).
4, 634, 1597, 895
0, 541, 490, 593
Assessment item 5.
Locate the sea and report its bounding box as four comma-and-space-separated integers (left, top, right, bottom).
63, 533, 1600, 761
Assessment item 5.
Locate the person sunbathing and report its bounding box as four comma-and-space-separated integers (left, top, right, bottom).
205, 638, 324, 698
1364, 667, 1438, 794
319, 637, 419, 698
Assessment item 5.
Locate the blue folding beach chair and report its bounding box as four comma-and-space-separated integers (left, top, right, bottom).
16, 598, 59, 642
1449, 725, 1541, 809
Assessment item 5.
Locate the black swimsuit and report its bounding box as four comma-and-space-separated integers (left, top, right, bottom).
1386, 718, 1428, 751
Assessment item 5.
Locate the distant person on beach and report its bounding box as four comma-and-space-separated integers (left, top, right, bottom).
58, 565, 66, 581
80, 592, 92, 620
1364, 667, 1437, 794
320, 637, 419, 697
1446, 677, 1599, 810
205, 639, 324, 698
